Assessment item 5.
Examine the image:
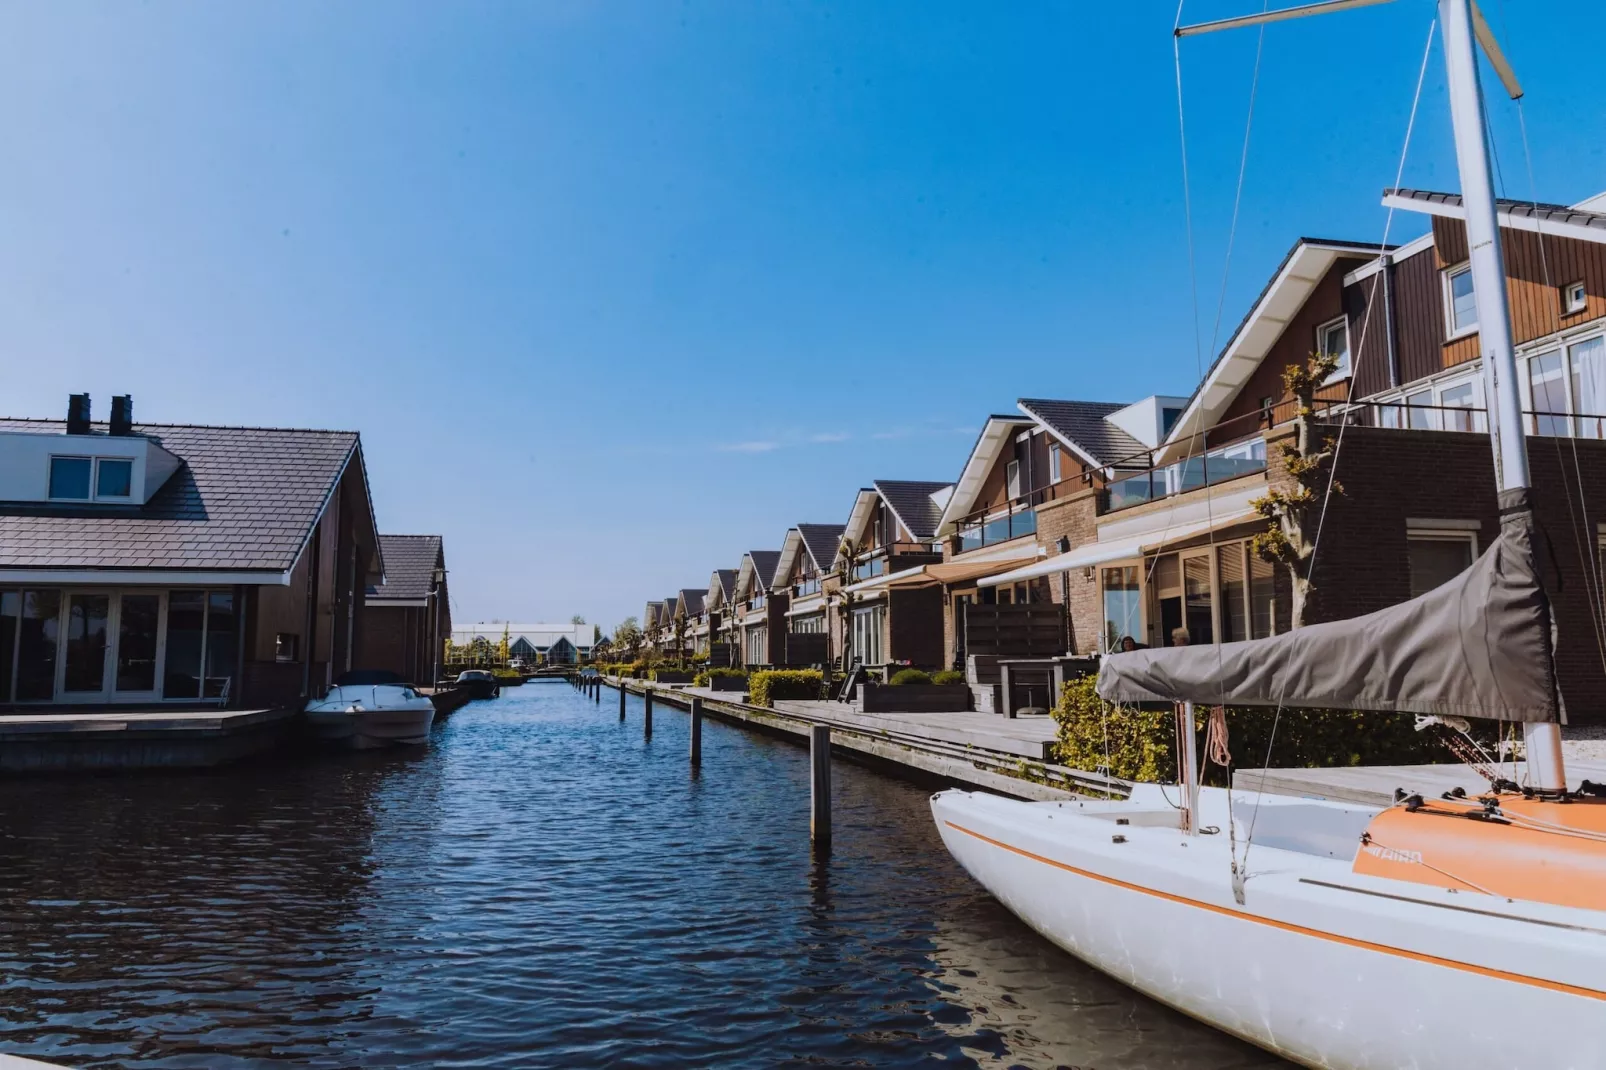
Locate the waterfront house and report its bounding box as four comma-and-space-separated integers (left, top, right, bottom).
703, 568, 739, 664
834, 480, 952, 670
671, 588, 705, 660
360, 534, 450, 686
0, 396, 381, 710
643, 600, 667, 656
732, 550, 783, 668
773, 523, 844, 667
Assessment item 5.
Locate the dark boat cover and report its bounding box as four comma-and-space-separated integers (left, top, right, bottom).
1096, 489, 1563, 723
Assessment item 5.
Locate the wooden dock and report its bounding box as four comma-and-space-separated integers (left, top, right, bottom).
601, 678, 1124, 801
0, 706, 298, 773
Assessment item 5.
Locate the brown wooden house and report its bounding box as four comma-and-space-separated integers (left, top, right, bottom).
359, 534, 450, 686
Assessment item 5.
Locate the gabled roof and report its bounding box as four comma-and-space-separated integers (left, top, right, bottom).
677, 588, 706, 617
874, 480, 951, 542
1160, 238, 1390, 459
1383, 187, 1606, 246
367, 534, 443, 602
735, 550, 781, 599
1016, 399, 1147, 469
644, 601, 665, 627
933, 416, 1033, 537
798, 523, 846, 572
454, 622, 595, 650
706, 568, 738, 610
0, 419, 371, 581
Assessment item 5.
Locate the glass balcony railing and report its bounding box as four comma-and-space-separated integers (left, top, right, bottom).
1104, 438, 1267, 512
956, 505, 1036, 552
794, 577, 821, 597
851, 556, 886, 583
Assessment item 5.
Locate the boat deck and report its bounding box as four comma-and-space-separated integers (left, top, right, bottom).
1233, 757, 1606, 807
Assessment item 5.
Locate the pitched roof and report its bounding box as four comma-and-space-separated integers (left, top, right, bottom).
1383, 187, 1606, 243
873, 479, 951, 541
368, 534, 442, 601
1017, 399, 1148, 467
0, 419, 363, 576
798, 523, 845, 571
678, 588, 706, 616
454, 623, 594, 650
710, 568, 737, 604
743, 551, 781, 593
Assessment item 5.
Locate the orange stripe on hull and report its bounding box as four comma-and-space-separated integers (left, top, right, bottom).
943, 819, 1606, 1003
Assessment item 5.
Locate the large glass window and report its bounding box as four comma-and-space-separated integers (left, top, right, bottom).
62, 594, 110, 693
0, 592, 16, 703
1318, 316, 1350, 377
1530, 350, 1569, 435
1439, 381, 1477, 432
850, 604, 885, 666
1250, 552, 1278, 639
1408, 534, 1475, 598
164, 591, 206, 699
1218, 546, 1247, 643
16, 590, 61, 701
1182, 555, 1214, 645
1447, 266, 1477, 334
205, 592, 236, 698
115, 593, 161, 693
95, 458, 133, 498
1570, 336, 1606, 439
1101, 566, 1142, 652
1405, 389, 1433, 430
48, 457, 91, 500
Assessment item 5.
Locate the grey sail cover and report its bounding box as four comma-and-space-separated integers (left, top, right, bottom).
1096, 490, 1562, 723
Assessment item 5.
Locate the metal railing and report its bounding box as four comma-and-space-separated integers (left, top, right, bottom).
954, 495, 1039, 552
1103, 437, 1267, 512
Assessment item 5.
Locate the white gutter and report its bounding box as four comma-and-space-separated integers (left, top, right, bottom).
0, 568, 291, 586
1382, 191, 1606, 249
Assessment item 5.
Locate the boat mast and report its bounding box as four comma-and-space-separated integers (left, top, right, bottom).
1438, 0, 1566, 790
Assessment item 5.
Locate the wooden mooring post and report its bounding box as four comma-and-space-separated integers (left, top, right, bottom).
593, 678, 601, 703
644, 687, 654, 739
689, 696, 703, 766
810, 725, 831, 845
618, 681, 626, 721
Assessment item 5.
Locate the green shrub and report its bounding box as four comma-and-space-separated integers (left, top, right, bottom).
693, 667, 748, 687
1051, 675, 1449, 785
749, 669, 824, 707
888, 668, 932, 686
491, 668, 522, 681
931, 670, 965, 687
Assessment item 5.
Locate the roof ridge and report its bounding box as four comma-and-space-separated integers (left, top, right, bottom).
0, 417, 362, 436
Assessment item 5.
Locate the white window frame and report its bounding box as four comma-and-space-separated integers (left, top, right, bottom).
1443, 263, 1478, 339
46, 455, 94, 501
1316, 314, 1351, 380
1048, 443, 1062, 484
1565, 280, 1587, 315
1405, 525, 1479, 597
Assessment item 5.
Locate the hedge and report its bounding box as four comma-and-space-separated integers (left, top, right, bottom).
749, 669, 824, 708
930, 669, 965, 687
889, 668, 932, 686
1051, 675, 1448, 785
694, 667, 748, 687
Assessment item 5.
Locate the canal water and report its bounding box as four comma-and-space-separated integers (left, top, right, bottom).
0, 684, 1284, 1069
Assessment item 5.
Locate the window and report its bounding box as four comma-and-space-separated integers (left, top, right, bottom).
1101, 566, 1141, 652
1317, 316, 1350, 377
1161, 407, 1183, 436
850, 603, 884, 666
1530, 350, 1569, 435
1404, 389, 1433, 430
96, 458, 133, 498
1407, 531, 1476, 598
1048, 443, 1062, 484
1377, 400, 1401, 429
1565, 280, 1587, 315
1570, 336, 1606, 439
48, 456, 91, 500
1259, 396, 1275, 424
1439, 380, 1477, 432
1006, 459, 1022, 500
1445, 265, 1477, 335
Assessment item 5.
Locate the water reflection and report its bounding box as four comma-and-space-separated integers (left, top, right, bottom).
0, 685, 1283, 1069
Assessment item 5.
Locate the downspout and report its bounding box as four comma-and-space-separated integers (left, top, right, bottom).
301, 520, 320, 700
1384, 253, 1401, 389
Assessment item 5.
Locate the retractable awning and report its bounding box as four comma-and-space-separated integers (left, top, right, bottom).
978, 507, 1259, 587
840, 548, 1040, 594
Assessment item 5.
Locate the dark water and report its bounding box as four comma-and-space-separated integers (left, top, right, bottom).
0, 684, 1283, 1069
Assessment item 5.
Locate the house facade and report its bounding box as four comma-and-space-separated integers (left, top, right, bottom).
833, 480, 951, 670
773, 523, 843, 668
732, 550, 783, 669
360, 534, 450, 686
0, 398, 381, 711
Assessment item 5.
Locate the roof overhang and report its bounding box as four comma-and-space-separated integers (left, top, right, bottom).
1382, 188, 1606, 248
979, 506, 1260, 587
936, 416, 1035, 537
368, 597, 429, 607
774, 528, 804, 589
843, 546, 1040, 594
0, 567, 292, 586
838, 490, 879, 562
1160, 240, 1383, 462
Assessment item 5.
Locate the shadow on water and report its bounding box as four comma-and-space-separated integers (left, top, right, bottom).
0, 685, 1286, 1069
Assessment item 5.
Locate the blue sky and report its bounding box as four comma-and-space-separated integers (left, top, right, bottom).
4, 1, 1604, 631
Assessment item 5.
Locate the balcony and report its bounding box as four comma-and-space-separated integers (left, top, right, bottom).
955, 498, 1038, 553
1103, 438, 1267, 513
849, 541, 942, 582
794, 576, 822, 597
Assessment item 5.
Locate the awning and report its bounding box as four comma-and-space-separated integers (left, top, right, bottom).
979, 507, 1259, 587
841, 549, 1040, 594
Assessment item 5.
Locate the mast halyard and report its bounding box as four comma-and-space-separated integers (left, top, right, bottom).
1437, 0, 1566, 789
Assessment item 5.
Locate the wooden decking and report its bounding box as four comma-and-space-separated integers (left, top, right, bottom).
608, 679, 1121, 801
0, 706, 297, 772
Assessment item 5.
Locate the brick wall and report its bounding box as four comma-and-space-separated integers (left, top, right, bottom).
1034, 490, 1101, 653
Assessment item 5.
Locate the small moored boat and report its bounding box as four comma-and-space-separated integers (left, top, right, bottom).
306, 670, 437, 749
455, 669, 501, 700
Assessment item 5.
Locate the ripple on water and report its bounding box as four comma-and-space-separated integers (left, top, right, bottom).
0, 684, 1286, 1069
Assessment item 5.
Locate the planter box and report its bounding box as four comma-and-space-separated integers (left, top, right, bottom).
708, 675, 748, 692
651, 670, 695, 684
858, 683, 972, 714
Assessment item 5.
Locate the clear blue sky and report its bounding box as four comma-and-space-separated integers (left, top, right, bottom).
4, 1, 1604, 631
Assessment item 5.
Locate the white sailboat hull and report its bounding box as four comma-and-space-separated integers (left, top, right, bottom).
933, 786, 1606, 1070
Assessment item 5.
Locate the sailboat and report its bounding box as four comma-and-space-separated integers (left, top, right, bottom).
931, 1, 1606, 1066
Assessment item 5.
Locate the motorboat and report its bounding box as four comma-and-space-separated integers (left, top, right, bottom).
305, 671, 437, 748
455, 669, 501, 700
934, 2, 1606, 1065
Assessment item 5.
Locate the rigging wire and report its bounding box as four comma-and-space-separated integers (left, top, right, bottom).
1238, 14, 1440, 875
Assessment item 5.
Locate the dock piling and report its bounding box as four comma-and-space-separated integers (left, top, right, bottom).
689, 696, 703, 766
593, 678, 600, 703
619, 681, 626, 721
644, 688, 654, 739
810, 725, 831, 845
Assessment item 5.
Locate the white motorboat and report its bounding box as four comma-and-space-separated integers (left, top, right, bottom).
935, 1, 1606, 1066
305, 677, 437, 749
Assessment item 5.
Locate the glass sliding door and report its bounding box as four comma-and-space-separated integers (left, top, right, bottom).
164, 591, 206, 699
1182, 554, 1214, 645
62, 593, 112, 696
115, 593, 162, 695
204, 592, 236, 698
16, 591, 62, 702
0, 592, 16, 704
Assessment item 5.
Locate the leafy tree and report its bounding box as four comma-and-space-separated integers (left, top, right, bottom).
1251, 351, 1343, 628
571, 613, 586, 625
613, 616, 643, 659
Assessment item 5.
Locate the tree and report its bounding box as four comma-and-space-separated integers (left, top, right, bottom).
467, 635, 495, 664
1250, 350, 1343, 628
613, 616, 643, 659
571, 613, 586, 625
498, 623, 511, 665
836, 536, 868, 668
672, 609, 689, 667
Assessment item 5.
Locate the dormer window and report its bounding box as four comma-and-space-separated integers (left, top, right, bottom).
97, 458, 133, 498
48, 456, 92, 499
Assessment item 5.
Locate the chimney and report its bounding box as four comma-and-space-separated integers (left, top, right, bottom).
110, 395, 133, 436
66, 393, 91, 436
